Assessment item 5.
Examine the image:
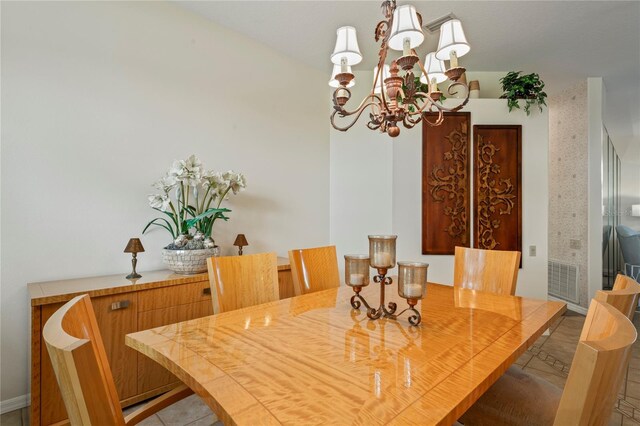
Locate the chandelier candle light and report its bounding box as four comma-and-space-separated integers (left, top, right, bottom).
345, 235, 428, 325
329, 0, 471, 137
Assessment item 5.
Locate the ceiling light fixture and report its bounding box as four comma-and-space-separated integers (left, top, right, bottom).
329, 1, 471, 137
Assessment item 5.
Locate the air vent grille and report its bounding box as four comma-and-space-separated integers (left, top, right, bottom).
548, 259, 579, 304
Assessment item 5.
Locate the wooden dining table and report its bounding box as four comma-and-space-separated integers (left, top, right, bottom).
126, 282, 566, 425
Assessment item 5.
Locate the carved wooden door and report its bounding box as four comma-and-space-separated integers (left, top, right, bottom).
473, 125, 522, 263
422, 112, 471, 254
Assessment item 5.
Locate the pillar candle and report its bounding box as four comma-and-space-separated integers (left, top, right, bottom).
373, 252, 392, 267
403, 283, 422, 298
349, 273, 365, 285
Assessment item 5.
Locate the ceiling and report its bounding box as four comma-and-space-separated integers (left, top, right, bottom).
177, 1, 640, 162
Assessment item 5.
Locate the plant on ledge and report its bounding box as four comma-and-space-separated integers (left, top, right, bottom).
143, 155, 246, 274
499, 71, 548, 115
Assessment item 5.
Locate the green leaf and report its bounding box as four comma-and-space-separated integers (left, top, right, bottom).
152, 208, 179, 228
185, 208, 231, 229
142, 217, 176, 238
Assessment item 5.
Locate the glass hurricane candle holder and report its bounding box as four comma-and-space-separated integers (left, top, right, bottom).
397, 262, 428, 301
346, 255, 372, 311
368, 235, 397, 270
349, 235, 423, 326
396, 261, 428, 325
345, 255, 370, 287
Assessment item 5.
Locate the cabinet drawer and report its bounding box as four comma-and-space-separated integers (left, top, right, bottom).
138, 281, 211, 312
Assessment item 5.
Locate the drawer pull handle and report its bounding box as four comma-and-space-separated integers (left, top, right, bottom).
110, 300, 131, 311
202, 288, 211, 296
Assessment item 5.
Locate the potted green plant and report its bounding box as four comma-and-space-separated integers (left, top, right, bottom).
499, 71, 548, 115
144, 155, 246, 274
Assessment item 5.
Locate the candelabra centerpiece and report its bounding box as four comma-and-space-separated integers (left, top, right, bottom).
345, 235, 428, 325
329, 0, 472, 137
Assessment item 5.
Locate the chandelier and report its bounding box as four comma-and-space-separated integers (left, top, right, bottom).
329, 0, 471, 137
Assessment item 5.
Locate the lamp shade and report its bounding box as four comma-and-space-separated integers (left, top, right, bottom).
632, 205, 640, 217
331, 26, 362, 66
435, 19, 470, 60
419, 52, 447, 84
388, 5, 424, 51
329, 64, 355, 88
233, 234, 248, 247
373, 64, 391, 94
124, 238, 144, 253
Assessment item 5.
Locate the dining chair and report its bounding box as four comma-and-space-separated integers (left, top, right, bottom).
595, 273, 640, 320
207, 252, 279, 314
288, 245, 340, 296
453, 246, 521, 296
43, 294, 193, 426
459, 299, 637, 426
595, 273, 640, 402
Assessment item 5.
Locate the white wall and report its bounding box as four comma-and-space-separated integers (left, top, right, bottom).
330, 71, 394, 269
392, 99, 549, 300
1, 1, 329, 404
587, 78, 605, 302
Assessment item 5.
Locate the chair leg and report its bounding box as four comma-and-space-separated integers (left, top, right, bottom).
124, 385, 194, 425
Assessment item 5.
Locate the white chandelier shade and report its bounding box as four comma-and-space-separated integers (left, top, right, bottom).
435, 19, 470, 60
388, 5, 424, 51
373, 64, 391, 94
329, 64, 356, 88
419, 53, 447, 84
331, 26, 363, 66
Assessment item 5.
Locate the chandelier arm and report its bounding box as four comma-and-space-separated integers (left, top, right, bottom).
402, 114, 418, 129
444, 82, 471, 112
422, 109, 445, 127
333, 90, 383, 117
404, 93, 437, 116
331, 99, 384, 132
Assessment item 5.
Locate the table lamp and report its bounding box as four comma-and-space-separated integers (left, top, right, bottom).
124, 238, 145, 279
233, 234, 248, 256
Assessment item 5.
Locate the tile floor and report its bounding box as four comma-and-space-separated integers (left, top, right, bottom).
2, 310, 639, 426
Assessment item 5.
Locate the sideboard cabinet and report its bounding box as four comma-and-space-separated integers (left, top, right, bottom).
29, 258, 293, 426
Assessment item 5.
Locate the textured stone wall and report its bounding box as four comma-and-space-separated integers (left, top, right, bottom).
549, 81, 589, 307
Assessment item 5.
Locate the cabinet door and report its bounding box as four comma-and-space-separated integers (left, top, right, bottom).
40, 293, 137, 425
137, 300, 213, 394
91, 293, 139, 400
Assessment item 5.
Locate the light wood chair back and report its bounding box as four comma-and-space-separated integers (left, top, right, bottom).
288, 245, 340, 296
554, 300, 637, 425
453, 246, 521, 295
43, 294, 124, 425
43, 294, 194, 426
595, 274, 640, 320
207, 252, 280, 314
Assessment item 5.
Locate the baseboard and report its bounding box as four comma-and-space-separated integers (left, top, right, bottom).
0, 394, 30, 414
548, 295, 588, 315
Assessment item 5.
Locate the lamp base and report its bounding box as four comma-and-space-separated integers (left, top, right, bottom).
126, 272, 142, 279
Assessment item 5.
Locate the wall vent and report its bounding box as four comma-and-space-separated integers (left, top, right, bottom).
423, 13, 457, 33
548, 259, 579, 304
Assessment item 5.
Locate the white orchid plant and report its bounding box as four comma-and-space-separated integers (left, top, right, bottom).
143, 155, 246, 249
